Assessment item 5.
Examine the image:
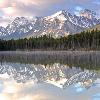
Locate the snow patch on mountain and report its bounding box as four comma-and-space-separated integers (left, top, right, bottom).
0, 9, 100, 39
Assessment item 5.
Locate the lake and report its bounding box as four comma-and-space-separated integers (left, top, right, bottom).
0, 51, 100, 100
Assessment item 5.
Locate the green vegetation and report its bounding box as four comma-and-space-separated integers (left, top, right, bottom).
0, 29, 100, 51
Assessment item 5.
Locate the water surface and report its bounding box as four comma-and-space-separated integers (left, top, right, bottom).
0, 51, 100, 100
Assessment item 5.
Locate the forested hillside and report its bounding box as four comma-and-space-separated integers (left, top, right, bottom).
86, 24, 100, 32
0, 29, 100, 51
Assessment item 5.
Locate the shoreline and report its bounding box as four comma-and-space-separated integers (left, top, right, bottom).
0, 50, 100, 54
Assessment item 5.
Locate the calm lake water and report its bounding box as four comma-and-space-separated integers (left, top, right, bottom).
0, 51, 100, 100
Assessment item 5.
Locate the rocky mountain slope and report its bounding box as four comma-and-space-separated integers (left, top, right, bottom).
0, 9, 100, 40
85, 24, 100, 32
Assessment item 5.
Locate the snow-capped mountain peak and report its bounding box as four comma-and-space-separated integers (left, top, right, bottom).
0, 9, 100, 39
45, 10, 70, 21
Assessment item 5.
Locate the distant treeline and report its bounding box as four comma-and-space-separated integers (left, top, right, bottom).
0, 29, 100, 51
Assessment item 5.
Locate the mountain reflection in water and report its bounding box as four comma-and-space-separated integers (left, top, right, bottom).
0, 51, 100, 100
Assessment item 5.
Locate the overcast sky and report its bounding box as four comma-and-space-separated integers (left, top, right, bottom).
0, 0, 100, 27
0, 0, 100, 17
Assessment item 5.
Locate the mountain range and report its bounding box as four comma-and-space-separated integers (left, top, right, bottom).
0, 9, 100, 40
